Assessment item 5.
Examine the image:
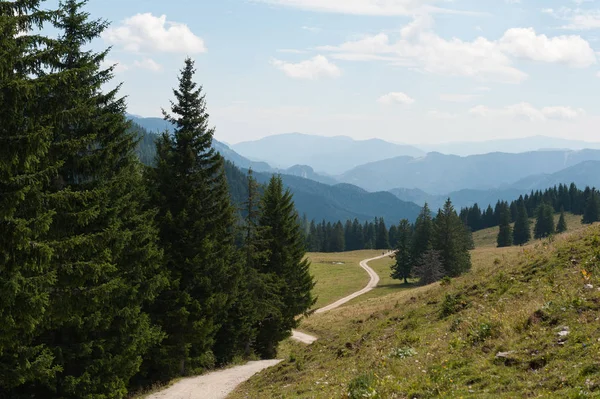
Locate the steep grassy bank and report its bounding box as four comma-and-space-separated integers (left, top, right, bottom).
231, 225, 600, 398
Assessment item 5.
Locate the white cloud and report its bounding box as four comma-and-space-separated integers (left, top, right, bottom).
378, 92, 415, 105
103, 13, 206, 54
271, 55, 341, 79
428, 110, 457, 119
317, 18, 597, 83
302, 26, 321, 33
469, 103, 585, 121
133, 58, 163, 72
253, 0, 451, 16
499, 28, 596, 67
546, 7, 600, 30
439, 94, 480, 103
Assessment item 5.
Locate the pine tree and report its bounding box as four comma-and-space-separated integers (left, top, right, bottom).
496, 203, 513, 248
0, 1, 63, 390
513, 200, 531, 246
331, 221, 345, 252
582, 190, 600, 225
413, 250, 445, 286
28, 2, 165, 396
376, 217, 390, 249
413, 203, 433, 262
145, 58, 236, 379
557, 206, 568, 233
255, 176, 316, 358
534, 203, 555, 239
432, 199, 471, 277
391, 220, 413, 284
388, 224, 399, 248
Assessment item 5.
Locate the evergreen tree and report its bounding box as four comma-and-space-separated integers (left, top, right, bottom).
388, 224, 399, 248
582, 190, 600, 225
351, 219, 364, 250
255, 176, 316, 358
30, 2, 165, 396
496, 203, 513, 248
513, 200, 531, 246
534, 203, 555, 239
557, 206, 568, 233
331, 221, 346, 252
0, 1, 62, 390
376, 217, 390, 249
391, 220, 413, 284
145, 58, 236, 379
413, 250, 445, 286
413, 203, 433, 263
432, 199, 471, 277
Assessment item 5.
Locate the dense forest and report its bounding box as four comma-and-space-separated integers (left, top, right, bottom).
0, 2, 314, 397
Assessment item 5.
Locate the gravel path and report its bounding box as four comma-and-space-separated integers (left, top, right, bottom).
145, 252, 392, 399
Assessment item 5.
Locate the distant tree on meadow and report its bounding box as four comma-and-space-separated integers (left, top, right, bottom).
331, 221, 346, 252
513, 199, 531, 246
413, 250, 445, 286
412, 203, 433, 262
432, 199, 472, 277
582, 189, 600, 225
534, 203, 556, 239
557, 207, 568, 233
497, 203, 513, 248
391, 220, 413, 284
376, 217, 390, 249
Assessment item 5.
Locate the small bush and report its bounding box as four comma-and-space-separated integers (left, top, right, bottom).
440, 276, 452, 286
468, 321, 500, 345
348, 373, 379, 399
440, 293, 469, 318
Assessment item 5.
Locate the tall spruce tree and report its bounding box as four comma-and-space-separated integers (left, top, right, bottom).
557, 206, 568, 233
331, 221, 346, 252
534, 203, 555, 239
497, 203, 513, 248
25, 2, 165, 397
145, 58, 236, 379
582, 190, 600, 225
255, 176, 316, 358
0, 0, 63, 390
432, 199, 471, 277
513, 200, 531, 246
412, 203, 433, 263
376, 217, 389, 249
391, 220, 413, 284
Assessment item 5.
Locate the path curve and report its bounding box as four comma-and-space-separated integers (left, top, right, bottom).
145, 252, 392, 399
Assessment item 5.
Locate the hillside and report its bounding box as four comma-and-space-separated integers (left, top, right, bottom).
509, 160, 600, 191
233, 133, 425, 175
253, 171, 422, 224
342, 150, 600, 194
231, 225, 600, 398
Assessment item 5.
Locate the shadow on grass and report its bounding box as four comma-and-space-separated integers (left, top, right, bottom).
375, 282, 417, 289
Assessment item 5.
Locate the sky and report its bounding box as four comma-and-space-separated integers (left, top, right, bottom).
72, 0, 600, 144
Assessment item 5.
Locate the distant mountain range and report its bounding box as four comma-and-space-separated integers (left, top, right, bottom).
341, 150, 600, 194
130, 116, 418, 223
232, 133, 425, 175
420, 136, 600, 157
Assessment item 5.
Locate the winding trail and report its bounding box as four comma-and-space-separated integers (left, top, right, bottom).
145, 252, 392, 399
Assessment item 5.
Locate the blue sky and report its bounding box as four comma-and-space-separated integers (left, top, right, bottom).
75, 0, 600, 144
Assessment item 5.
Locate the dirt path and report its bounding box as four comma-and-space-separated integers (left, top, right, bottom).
144, 360, 282, 399
145, 252, 392, 399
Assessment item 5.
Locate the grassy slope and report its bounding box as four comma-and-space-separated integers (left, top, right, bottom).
474, 212, 586, 248
231, 225, 600, 398
308, 251, 382, 310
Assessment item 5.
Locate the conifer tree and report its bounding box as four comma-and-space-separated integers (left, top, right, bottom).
513, 200, 531, 246
255, 176, 316, 358
534, 203, 555, 239
146, 58, 236, 379
331, 221, 346, 252
413, 250, 445, 286
29, 2, 165, 396
0, 1, 62, 390
557, 206, 568, 233
376, 217, 390, 249
413, 203, 433, 262
497, 204, 513, 248
388, 224, 399, 248
391, 220, 413, 284
582, 190, 600, 225
432, 199, 471, 277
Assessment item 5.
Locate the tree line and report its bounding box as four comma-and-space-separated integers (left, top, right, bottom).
303, 217, 393, 253
460, 183, 600, 234
1, 2, 314, 397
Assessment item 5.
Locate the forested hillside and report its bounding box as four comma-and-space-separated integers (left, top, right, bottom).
0, 3, 314, 397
